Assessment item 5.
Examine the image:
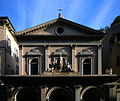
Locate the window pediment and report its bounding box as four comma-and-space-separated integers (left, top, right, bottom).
79, 49, 93, 56
26, 48, 42, 56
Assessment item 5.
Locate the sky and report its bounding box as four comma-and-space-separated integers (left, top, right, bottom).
0, 0, 120, 31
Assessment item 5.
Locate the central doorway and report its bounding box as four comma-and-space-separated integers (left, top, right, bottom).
46, 87, 73, 101
83, 58, 91, 74
31, 58, 38, 75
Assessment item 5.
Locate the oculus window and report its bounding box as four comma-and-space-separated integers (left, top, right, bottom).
56, 27, 64, 35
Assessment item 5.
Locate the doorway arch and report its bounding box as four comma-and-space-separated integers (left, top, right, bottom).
46, 87, 73, 101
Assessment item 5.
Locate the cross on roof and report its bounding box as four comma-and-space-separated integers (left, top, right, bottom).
58, 9, 63, 18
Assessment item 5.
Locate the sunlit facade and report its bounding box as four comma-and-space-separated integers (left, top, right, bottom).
0, 17, 19, 75
0, 15, 120, 101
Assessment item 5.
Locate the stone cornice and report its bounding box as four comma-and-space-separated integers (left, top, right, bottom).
16, 17, 106, 37
16, 18, 59, 35
0, 17, 18, 44
0, 17, 15, 33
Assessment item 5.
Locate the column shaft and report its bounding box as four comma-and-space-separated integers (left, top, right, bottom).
75, 87, 80, 101
98, 45, 102, 74
19, 45, 22, 75
45, 46, 49, 71
72, 46, 75, 71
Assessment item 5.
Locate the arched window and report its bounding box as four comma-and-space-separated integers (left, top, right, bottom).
31, 58, 38, 75
78, 49, 94, 75
25, 48, 42, 75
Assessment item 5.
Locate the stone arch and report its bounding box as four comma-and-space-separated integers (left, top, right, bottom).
46, 87, 73, 101
13, 87, 40, 101
29, 57, 38, 63
80, 86, 105, 101
12, 87, 23, 101
46, 87, 59, 100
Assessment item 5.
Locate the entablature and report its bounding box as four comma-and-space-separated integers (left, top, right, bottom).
19, 42, 102, 46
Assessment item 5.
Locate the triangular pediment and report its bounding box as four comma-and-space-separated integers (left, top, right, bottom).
16, 18, 105, 37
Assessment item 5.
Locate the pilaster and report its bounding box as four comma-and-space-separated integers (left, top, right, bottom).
75, 85, 81, 101
109, 85, 116, 101
98, 45, 102, 74
45, 45, 49, 71
38, 57, 40, 74
72, 45, 75, 71
41, 87, 46, 101
117, 89, 120, 101
19, 45, 22, 75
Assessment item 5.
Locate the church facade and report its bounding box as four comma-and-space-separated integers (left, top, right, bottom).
16, 14, 104, 75
0, 14, 120, 101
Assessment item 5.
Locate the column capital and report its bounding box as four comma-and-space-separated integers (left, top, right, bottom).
98, 44, 103, 49
44, 45, 49, 50
44, 45, 49, 47
74, 85, 82, 88
71, 45, 75, 49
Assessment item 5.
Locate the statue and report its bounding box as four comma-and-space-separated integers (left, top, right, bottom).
47, 60, 74, 72
66, 62, 73, 72
105, 67, 113, 74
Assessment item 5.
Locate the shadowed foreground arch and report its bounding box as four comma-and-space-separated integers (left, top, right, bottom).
14, 87, 40, 101
46, 87, 73, 101
81, 86, 105, 101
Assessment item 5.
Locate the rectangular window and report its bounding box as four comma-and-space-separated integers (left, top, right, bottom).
7, 38, 11, 54
16, 50, 19, 63
8, 38, 11, 48
16, 65, 19, 74
7, 64, 14, 74
14, 48, 19, 63
14, 48, 16, 60
117, 56, 120, 67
